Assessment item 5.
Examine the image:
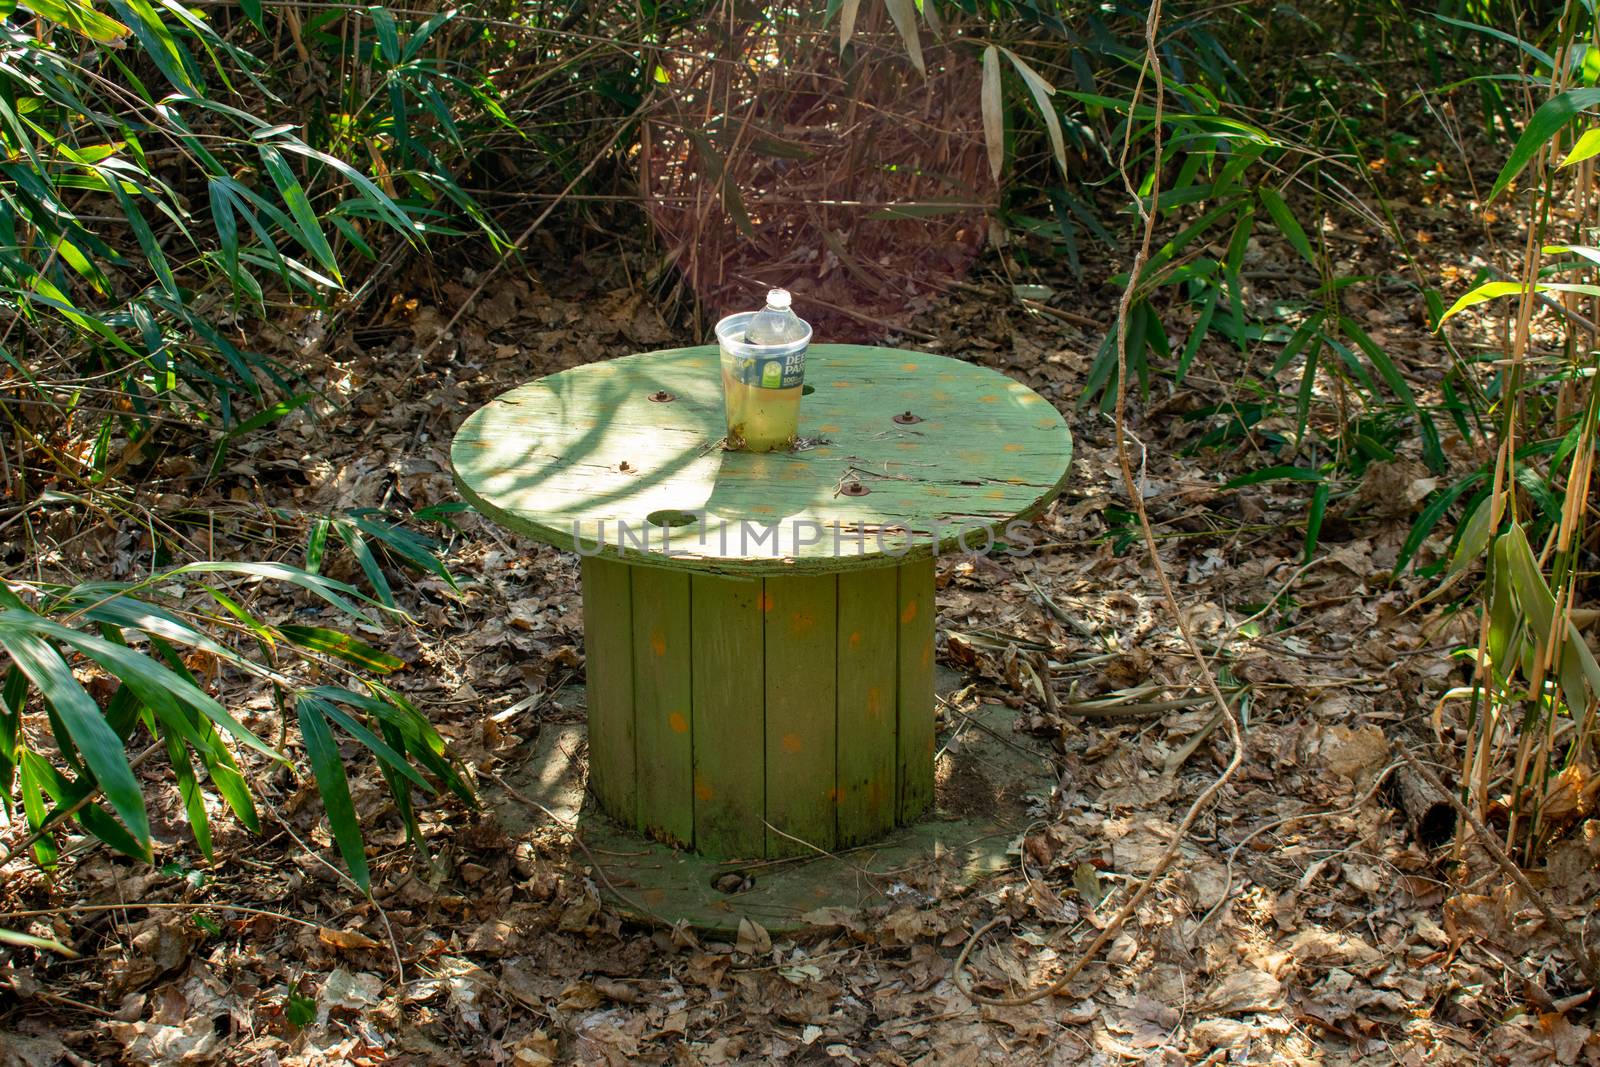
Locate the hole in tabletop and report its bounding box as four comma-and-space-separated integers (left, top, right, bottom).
645, 509, 699, 528
711, 871, 756, 894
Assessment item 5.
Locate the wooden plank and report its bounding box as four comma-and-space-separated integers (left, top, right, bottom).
690, 573, 766, 858
764, 573, 838, 857
631, 566, 694, 847
896, 558, 936, 824
450, 344, 1074, 575
835, 566, 898, 846
581, 556, 635, 825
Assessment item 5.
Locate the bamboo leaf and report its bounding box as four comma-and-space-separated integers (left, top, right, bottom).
312, 696, 430, 790
276, 624, 404, 674
1303, 481, 1329, 564
1257, 187, 1317, 267
883, 0, 925, 74
165, 561, 382, 623
160, 724, 213, 859
297, 696, 370, 893
18, 755, 61, 867
1395, 476, 1483, 576
1490, 88, 1600, 202
21, 614, 282, 762
333, 521, 393, 607
18, 0, 130, 43
258, 146, 341, 284
1003, 48, 1065, 177
1223, 465, 1324, 489
1438, 280, 1600, 325
838, 0, 859, 48
0, 927, 78, 957
1448, 488, 1493, 577
982, 46, 1003, 183
0, 616, 150, 855
1501, 523, 1600, 713
1560, 127, 1600, 168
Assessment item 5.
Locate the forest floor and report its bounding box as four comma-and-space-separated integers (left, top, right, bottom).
4, 153, 1598, 1065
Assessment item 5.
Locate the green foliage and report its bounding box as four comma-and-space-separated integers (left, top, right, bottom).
1425, 2, 1600, 859
0, 560, 473, 889
0, 0, 510, 883
0, 0, 510, 442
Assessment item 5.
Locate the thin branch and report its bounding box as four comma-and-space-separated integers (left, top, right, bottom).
953, 0, 1245, 1006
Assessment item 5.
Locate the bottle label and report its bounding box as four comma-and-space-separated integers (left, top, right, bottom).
727, 347, 806, 390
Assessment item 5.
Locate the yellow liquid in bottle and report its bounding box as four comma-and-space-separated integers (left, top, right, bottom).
722, 367, 801, 452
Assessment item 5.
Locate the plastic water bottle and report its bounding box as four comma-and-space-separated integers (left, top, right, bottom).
716, 290, 812, 452
745, 289, 808, 345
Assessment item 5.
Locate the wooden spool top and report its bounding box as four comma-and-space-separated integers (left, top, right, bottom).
451, 344, 1073, 575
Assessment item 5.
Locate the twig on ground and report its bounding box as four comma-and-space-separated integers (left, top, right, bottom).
1196, 761, 1403, 930
485, 770, 674, 929
761, 820, 887, 880
268, 814, 406, 990
1023, 572, 1098, 639
30, 990, 115, 1018
0, 900, 323, 930
1060, 688, 1239, 720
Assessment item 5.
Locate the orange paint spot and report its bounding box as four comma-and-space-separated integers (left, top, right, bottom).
900, 362, 920, 372
978, 394, 999, 404
650, 630, 667, 657
751, 504, 775, 514
1038, 418, 1058, 429
897, 441, 917, 450
818, 424, 841, 433
668, 711, 689, 734
694, 777, 714, 801
760, 592, 775, 613
867, 781, 884, 808
867, 686, 882, 717
986, 489, 1006, 500
1003, 443, 1024, 453
900, 600, 918, 625
790, 610, 815, 636
848, 631, 862, 648
781, 733, 804, 753
921, 639, 934, 668
828, 787, 842, 802
831, 380, 851, 388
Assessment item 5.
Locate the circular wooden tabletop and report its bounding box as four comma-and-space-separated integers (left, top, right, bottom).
451, 344, 1073, 575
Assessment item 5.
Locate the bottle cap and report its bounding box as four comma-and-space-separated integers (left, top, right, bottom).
766, 288, 792, 310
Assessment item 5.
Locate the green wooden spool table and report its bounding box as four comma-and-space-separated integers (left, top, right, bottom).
453, 344, 1072, 922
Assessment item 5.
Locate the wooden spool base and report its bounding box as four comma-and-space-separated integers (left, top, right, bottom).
581, 555, 937, 860
489, 697, 1056, 933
